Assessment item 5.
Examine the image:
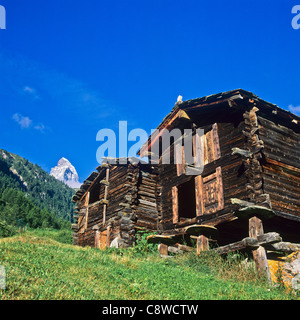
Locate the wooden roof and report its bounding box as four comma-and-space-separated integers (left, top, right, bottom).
138, 89, 300, 157
71, 157, 155, 203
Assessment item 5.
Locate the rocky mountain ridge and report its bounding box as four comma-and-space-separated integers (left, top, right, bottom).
50, 157, 81, 189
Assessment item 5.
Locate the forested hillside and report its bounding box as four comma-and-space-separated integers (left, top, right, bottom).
0, 149, 75, 235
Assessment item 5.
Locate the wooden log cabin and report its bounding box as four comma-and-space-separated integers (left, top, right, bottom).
72, 89, 300, 249
71, 158, 160, 248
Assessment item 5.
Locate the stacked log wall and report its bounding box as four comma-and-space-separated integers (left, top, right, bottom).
258, 116, 300, 217
135, 168, 159, 231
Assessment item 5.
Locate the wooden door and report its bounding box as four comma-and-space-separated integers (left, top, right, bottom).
195, 166, 224, 215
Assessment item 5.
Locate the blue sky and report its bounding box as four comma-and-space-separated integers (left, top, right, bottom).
0, 0, 300, 181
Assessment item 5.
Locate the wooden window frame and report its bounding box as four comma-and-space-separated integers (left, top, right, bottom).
195, 166, 224, 216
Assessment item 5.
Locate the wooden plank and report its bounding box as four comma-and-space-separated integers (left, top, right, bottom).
216, 166, 224, 211
84, 192, 90, 231
175, 144, 185, 176
206, 130, 213, 163
202, 134, 208, 165
216, 238, 258, 255
196, 235, 209, 254
216, 232, 282, 255
212, 123, 221, 160
172, 186, 179, 224
106, 225, 111, 247
99, 230, 107, 250
138, 200, 157, 209
249, 216, 272, 284
159, 243, 168, 256
192, 130, 204, 168
177, 244, 194, 252
95, 230, 100, 248
265, 241, 300, 253
168, 246, 184, 254
195, 175, 204, 216
103, 168, 110, 225
203, 172, 216, 183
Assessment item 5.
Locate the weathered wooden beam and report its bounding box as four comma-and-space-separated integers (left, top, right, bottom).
106, 225, 111, 248
119, 202, 131, 208
102, 168, 110, 226
216, 237, 257, 255
264, 241, 300, 253
216, 232, 282, 255
172, 186, 179, 224
100, 180, 110, 186
158, 243, 168, 256
231, 147, 253, 158
177, 244, 194, 252
168, 246, 184, 254
249, 216, 272, 284
138, 199, 157, 207
197, 235, 209, 254
71, 223, 78, 231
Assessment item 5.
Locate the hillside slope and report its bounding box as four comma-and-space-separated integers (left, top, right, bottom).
0, 233, 296, 300
0, 149, 74, 221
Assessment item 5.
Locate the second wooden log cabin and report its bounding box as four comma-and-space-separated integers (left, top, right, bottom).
72, 89, 300, 248
72, 158, 159, 248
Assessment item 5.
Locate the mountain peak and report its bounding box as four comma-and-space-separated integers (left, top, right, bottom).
57, 157, 71, 166
50, 158, 81, 189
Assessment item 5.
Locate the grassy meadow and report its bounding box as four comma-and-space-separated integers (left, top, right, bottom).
0, 230, 298, 300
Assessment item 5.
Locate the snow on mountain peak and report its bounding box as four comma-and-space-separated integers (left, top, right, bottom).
50, 157, 81, 189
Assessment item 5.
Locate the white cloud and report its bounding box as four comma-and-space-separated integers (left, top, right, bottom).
12, 113, 32, 129
23, 86, 35, 93
34, 123, 46, 133
12, 113, 46, 132
23, 85, 40, 100
288, 104, 300, 115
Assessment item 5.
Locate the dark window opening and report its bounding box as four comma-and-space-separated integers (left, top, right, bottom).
89, 181, 101, 204
177, 179, 196, 219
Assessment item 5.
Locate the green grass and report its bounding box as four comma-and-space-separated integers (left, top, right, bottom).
0, 232, 298, 300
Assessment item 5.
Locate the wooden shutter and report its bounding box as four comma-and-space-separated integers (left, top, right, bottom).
195, 166, 224, 215
195, 123, 221, 166
172, 186, 179, 224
